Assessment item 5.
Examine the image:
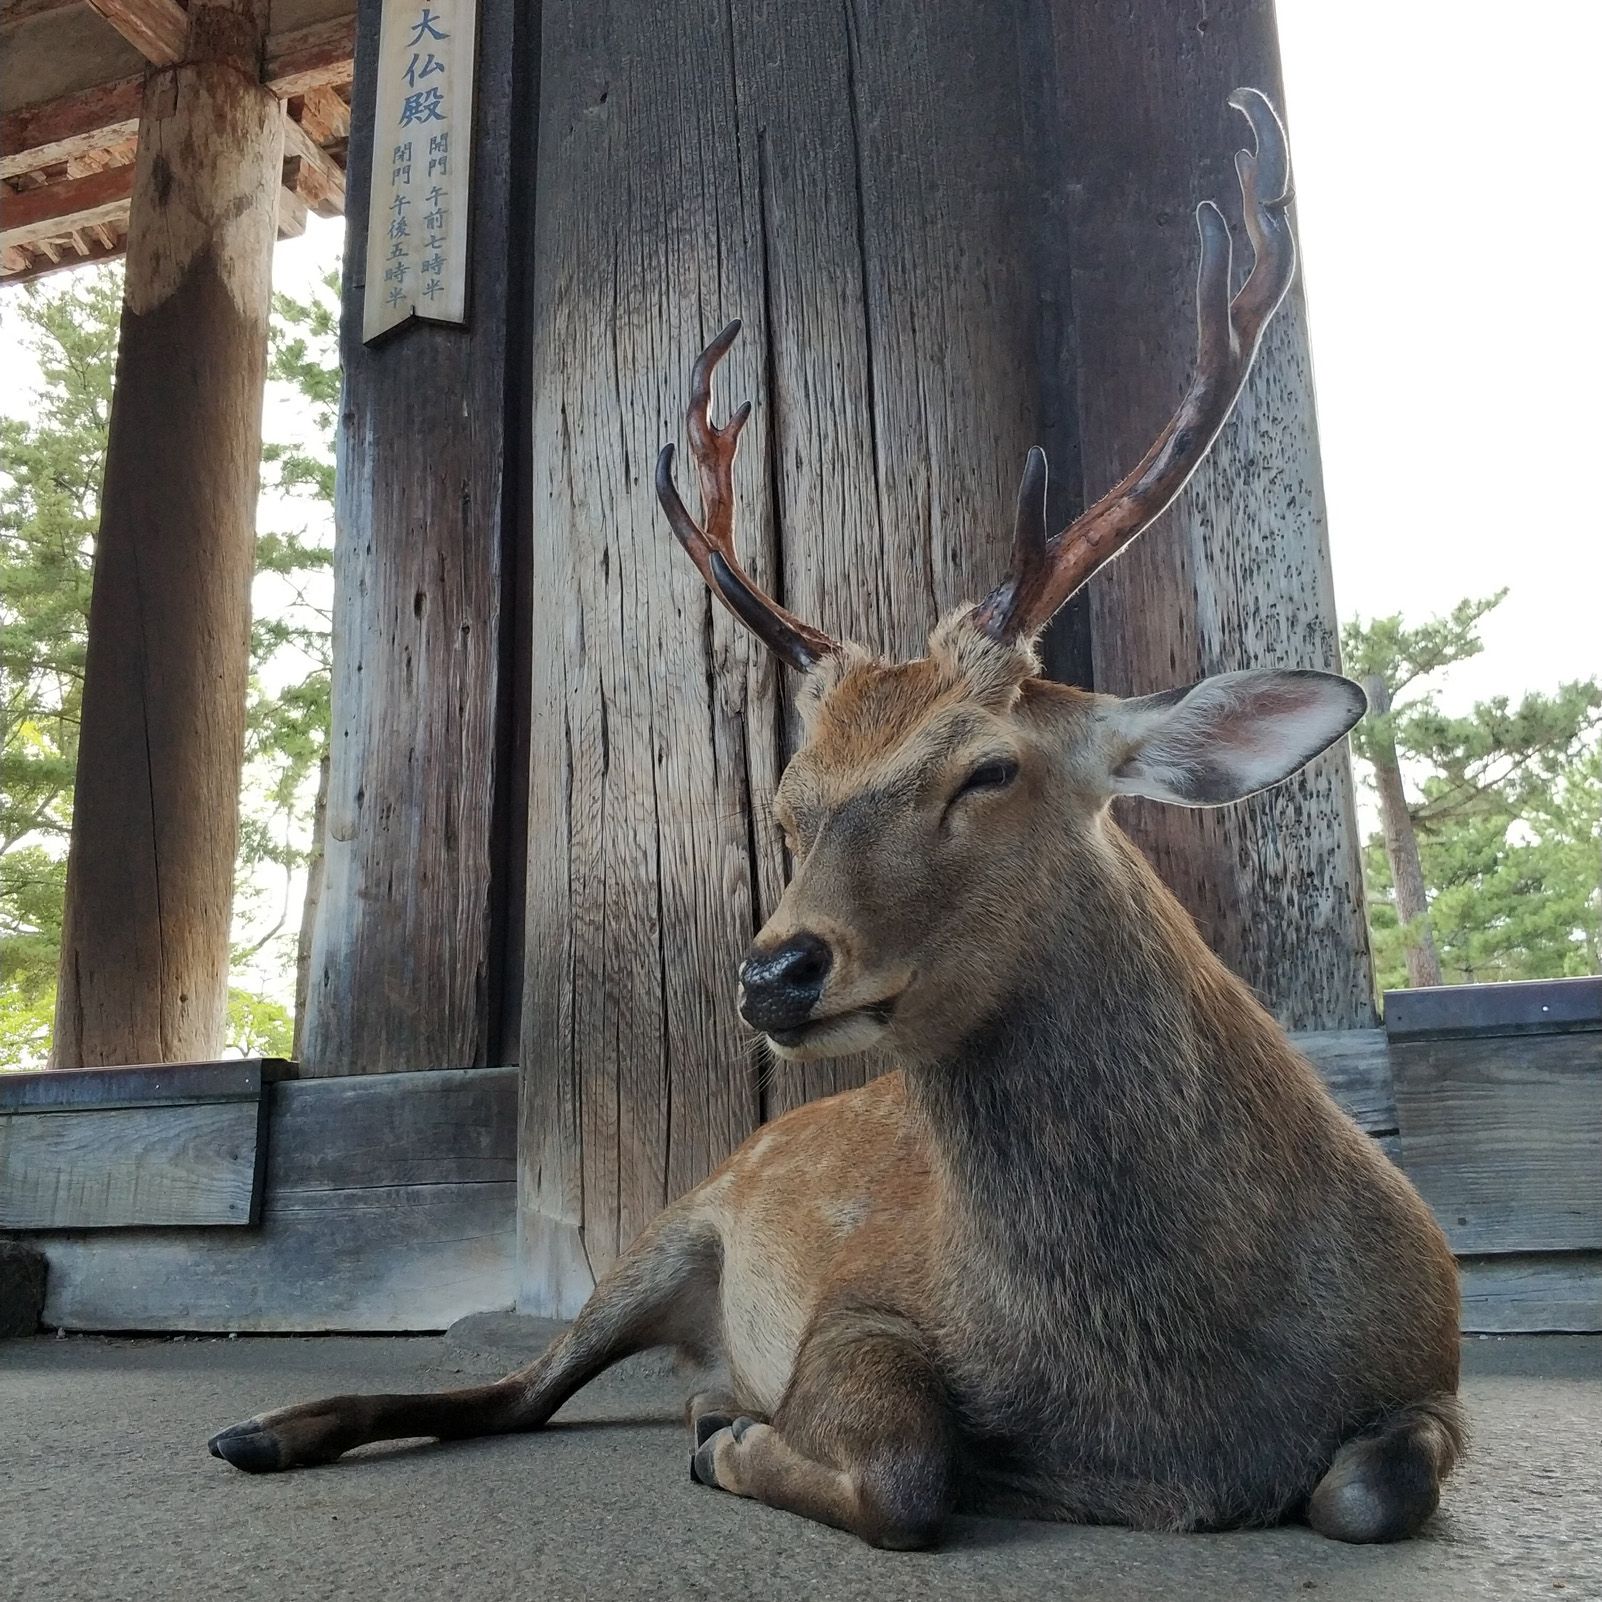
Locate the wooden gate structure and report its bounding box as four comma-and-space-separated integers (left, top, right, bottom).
4, 0, 1595, 1333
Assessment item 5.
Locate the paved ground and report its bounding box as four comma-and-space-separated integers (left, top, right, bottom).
2, 1330, 1598, 1602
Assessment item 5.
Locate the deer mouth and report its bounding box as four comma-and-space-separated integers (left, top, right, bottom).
765, 994, 900, 1051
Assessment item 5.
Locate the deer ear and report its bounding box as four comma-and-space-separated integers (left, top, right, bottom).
1103, 670, 1367, 807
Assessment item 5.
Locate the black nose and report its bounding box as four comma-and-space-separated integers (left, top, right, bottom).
739, 933, 833, 1032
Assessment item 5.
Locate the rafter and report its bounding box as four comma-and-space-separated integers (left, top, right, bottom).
282, 112, 345, 215
0, 162, 134, 249
265, 15, 356, 96
1, 14, 352, 182
83, 0, 187, 65
1, 77, 143, 179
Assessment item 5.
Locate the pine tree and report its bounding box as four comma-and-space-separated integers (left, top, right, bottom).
1343, 595, 1601, 993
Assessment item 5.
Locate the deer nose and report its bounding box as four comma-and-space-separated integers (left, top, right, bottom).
739, 933, 833, 1032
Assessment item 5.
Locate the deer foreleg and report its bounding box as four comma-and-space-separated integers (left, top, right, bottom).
691, 1305, 955, 1549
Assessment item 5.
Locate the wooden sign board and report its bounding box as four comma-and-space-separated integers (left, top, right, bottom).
362, 0, 478, 342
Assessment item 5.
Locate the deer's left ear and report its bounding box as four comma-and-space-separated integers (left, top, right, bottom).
1102, 669, 1367, 807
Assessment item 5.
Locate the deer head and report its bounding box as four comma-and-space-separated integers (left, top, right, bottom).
656, 88, 1364, 1064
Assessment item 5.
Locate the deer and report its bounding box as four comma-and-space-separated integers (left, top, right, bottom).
208, 88, 1462, 1550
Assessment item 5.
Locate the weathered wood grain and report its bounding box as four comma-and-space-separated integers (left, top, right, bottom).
1394, 1033, 1601, 1256
518, 0, 1086, 1312
269, 1067, 514, 1189
0, 1101, 263, 1229
52, 25, 285, 1067
515, 0, 1382, 1314
1385, 977, 1602, 1041
36, 1184, 513, 1331
32, 1068, 516, 1332
1050, 0, 1374, 1035
1458, 1253, 1602, 1335
298, 0, 527, 1075
1291, 1028, 1397, 1134
0, 1058, 291, 1112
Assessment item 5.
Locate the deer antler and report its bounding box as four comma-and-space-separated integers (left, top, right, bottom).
971, 87, 1298, 644
656, 321, 838, 672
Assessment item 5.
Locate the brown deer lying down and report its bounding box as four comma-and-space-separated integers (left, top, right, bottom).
209, 88, 1462, 1549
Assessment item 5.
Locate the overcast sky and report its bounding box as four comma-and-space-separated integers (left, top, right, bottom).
7, 4, 1596, 719
1277, 0, 1600, 709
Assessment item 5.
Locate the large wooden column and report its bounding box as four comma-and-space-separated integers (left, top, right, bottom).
1054, 0, 1376, 1031
53, 0, 284, 1067
297, 0, 531, 1075
518, 0, 1079, 1313
517, 0, 1373, 1312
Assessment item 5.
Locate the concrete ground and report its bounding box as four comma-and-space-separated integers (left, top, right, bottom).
1, 1329, 1598, 1602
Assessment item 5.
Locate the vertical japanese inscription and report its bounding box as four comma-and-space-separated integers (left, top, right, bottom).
362, 0, 479, 342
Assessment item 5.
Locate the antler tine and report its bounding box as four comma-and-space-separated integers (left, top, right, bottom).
655, 320, 838, 672
972, 88, 1298, 645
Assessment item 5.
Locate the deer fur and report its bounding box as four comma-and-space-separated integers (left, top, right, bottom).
208, 618, 1462, 1549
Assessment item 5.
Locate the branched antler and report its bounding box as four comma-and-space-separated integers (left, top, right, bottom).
655, 321, 837, 672
970, 87, 1298, 643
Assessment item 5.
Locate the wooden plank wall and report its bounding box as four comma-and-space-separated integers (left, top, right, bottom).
31, 1069, 516, 1331
1051, 0, 1375, 1034
0, 1061, 284, 1229
517, 0, 1362, 1317
1391, 977, 1601, 1334
297, 0, 532, 1074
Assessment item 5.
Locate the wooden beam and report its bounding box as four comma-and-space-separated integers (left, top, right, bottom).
0, 0, 80, 24
83, 0, 185, 66
0, 161, 133, 248
0, 76, 142, 179
297, 83, 349, 143
264, 14, 354, 96
0, 15, 350, 181
282, 110, 343, 214
276, 174, 307, 237
31, 1069, 517, 1333
0, 171, 308, 272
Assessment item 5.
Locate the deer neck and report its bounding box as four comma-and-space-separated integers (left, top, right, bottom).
907, 821, 1250, 1280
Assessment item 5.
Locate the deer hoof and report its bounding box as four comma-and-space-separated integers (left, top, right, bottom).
208, 1421, 285, 1473
693, 1410, 733, 1449
690, 1416, 761, 1490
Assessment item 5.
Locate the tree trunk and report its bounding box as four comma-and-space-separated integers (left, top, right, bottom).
53, 0, 282, 1067
1362, 674, 1444, 989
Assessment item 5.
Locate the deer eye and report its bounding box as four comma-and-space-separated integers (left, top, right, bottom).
952, 758, 1019, 803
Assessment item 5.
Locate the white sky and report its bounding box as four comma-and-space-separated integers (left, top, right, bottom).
1277, 0, 1601, 709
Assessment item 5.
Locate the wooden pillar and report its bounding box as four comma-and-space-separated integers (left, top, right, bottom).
1053, 0, 1377, 1032
296, 0, 530, 1076
518, 0, 1079, 1313
516, 0, 1373, 1311
53, 0, 284, 1067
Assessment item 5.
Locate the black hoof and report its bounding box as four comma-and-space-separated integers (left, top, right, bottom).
690, 1416, 760, 1488
207, 1423, 285, 1473
691, 1434, 723, 1488
694, 1411, 733, 1449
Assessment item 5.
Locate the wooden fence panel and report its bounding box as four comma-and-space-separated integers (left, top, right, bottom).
1393, 1033, 1601, 1256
